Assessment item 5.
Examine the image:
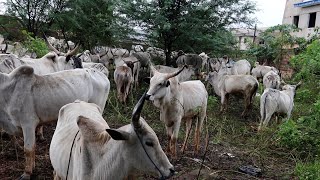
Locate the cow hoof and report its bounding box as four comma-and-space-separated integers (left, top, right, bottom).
19, 173, 30, 180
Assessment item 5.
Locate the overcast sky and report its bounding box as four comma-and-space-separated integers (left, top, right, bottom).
254, 0, 287, 28
0, 0, 287, 28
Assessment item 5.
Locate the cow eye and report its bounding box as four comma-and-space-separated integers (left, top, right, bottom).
145, 141, 154, 147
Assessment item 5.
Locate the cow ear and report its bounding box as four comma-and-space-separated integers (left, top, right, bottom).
106, 129, 129, 141
144, 77, 150, 84
166, 80, 170, 87
77, 116, 109, 142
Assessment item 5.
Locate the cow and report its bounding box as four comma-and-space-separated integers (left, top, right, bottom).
77, 50, 101, 63
114, 56, 141, 89
259, 81, 302, 130
176, 53, 203, 77
154, 65, 195, 82
99, 47, 130, 68
131, 51, 151, 71
114, 64, 133, 103
0, 66, 110, 179
0, 50, 82, 74
146, 47, 166, 65
251, 62, 279, 80
199, 52, 209, 71
132, 44, 144, 52
213, 56, 251, 75
145, 65, 208, 157
50, 94, 175, 180
71, 55, 109, 77
263, 70, 281, 90
206, 70, 259, 117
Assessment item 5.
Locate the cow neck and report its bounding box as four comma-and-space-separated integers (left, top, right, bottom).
283, 89, 295, 101
93, 140, 130, 179
210, 73, 223, 97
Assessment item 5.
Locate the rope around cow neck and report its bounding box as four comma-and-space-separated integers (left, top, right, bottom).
134, 128, 166, 180
66, 130, 80, 180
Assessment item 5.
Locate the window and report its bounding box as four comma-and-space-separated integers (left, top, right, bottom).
293, 16, 299, 27
308, 12, 316, 28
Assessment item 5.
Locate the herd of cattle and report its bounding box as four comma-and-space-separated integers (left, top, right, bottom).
0, 37, 301, 179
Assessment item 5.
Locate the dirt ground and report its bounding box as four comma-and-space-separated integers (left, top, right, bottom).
0, 75, 298, 179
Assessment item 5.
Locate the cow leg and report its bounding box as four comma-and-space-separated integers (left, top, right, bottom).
36, 125, 44, 141
220, 94, 226, 113
262, 113, 273, 128
241, 95, 250, 117
165, 125, 173, 155
21, 126, 36, 179
194, 113, 204, 154
181, 118, 192, 153
171, 120, 181, 158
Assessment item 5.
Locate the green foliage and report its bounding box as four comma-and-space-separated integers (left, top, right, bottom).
291, 40, 320, 81
22, 30, 49, 57
120, 0, 256, 65
246, 24, 306, 66
295, 160, 320, 180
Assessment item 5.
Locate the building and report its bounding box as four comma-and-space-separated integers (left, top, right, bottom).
231, 27, 266, 51
283, 0, 320, 38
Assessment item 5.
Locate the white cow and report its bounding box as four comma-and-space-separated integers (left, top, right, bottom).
154, 65, 195, 82
0, 66, 110, 179
0, 50, 81, 74
99, 47, 130, 68
251, 62, 279, 80
50, 95, 175, 180
259, 82, 301, 130
206, 70, 259, 116
146, 66, 208, 157
263, 70, 281, 90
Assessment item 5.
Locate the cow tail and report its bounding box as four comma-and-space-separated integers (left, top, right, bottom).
121, 74, 129, 94
260, 93, 268, 123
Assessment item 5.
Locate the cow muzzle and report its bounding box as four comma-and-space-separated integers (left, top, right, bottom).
145, 94, 152, 100
159, 168, 175, 180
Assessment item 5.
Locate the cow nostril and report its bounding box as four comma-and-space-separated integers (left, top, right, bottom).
169, 168, 175, 174
145, 94, 151, 100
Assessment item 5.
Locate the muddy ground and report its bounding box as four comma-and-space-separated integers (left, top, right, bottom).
0, 78, 297, 180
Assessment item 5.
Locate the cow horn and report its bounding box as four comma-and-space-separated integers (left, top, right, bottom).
296, 81, 302, 88
165, 65, 186, 80
65, 43, 81, 57
43, 34, 64, 56
132, 92, 147, 130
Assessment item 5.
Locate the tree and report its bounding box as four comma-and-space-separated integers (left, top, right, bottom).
119, 0, 256, 65
5, 0, 50, 37
246, 24, 306, 67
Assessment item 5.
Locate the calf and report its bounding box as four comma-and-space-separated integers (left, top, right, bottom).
259, 82, 302, 130
263, 70, 281, 90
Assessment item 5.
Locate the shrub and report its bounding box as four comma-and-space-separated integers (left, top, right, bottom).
22, 30, 49, 57
295, 160, 320, 180
277, 97, 320, 158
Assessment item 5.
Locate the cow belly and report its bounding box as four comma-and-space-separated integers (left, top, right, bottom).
33, 83, 91, 123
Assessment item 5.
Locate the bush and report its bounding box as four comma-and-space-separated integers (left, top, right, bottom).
291, 40, 320, 81
22, 30, 49, 57
295, 160, 320, 180
277, 96, 320, 158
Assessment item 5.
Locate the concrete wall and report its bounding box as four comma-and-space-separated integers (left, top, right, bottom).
283, 0, 320, 38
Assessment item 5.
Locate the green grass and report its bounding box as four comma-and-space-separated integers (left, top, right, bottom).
103, 75, 303, 178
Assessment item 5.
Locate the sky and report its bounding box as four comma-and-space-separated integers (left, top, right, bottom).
254, 0, 287, 28
0, 0, 287, 28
